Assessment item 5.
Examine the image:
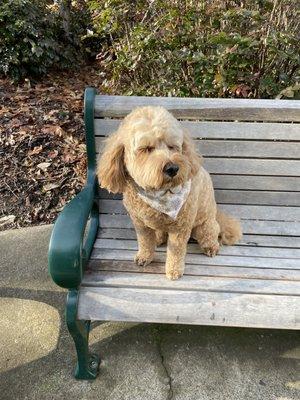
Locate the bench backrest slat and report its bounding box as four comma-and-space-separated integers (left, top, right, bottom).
95, 95, 300, 122
95, 119, 300, 140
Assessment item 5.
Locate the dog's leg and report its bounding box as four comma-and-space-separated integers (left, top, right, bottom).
165, 229, 190, 280
192, 218, 220, 257
155, 230, 168, 247
132, 219, 156, 266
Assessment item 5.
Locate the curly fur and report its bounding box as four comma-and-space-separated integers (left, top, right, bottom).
97, 106, 242, 280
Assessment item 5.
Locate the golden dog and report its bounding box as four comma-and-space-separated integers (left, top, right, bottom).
97, 106, 242, 280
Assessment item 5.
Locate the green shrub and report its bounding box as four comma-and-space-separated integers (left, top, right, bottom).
2, 0, 299, 97
0, 0, 89, 81
89, 0, 300, 98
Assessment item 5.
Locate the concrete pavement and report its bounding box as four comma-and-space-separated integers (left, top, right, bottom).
0, 225, 299, 400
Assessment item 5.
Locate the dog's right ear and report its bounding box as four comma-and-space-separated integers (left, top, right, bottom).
97, 131, 126, 193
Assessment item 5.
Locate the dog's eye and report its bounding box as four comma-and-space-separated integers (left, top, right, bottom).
138, 147, 154, 153
145, 146, 154, 152
168, 145, 177, 151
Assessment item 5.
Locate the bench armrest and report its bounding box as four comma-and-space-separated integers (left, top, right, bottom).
48, 176, 99, 289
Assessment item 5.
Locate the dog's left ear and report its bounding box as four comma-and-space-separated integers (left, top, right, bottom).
182, 130, 203, 177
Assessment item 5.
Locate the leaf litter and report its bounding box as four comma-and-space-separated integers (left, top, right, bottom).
0, 65, 104, 230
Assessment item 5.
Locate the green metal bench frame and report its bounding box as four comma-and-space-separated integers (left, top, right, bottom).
48, 88, 100, 379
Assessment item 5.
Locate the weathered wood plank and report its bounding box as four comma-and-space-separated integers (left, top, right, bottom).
98, 188, 300, 206
205, 158, 300, 176
96, 137, 300, 159
87, 260, 300, 281
90, 248, 300, 270
221, 204, 300, 222
94, 119, 300, 140
223, 219, 297, 236
94, 96, 300, 122
211, 175, 300, 191
95, 155, 300, 176
97, 227, 135, 239
98, 214, 300, 235
240, 235, 300, 248
98, 176, 300, 194
98, 200, 300, 222
97, 228, 300, 248
199, 141, 299, 158
77, 287, 300, 329
94, 238, 300, 259
81, 271, 300, 295
214, 190, 300, 206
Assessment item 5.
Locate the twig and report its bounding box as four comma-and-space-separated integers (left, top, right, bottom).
259, 0, 279, 74
4, 180, 20, 199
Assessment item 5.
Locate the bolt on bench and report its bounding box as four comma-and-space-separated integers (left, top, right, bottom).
49, 88, 300, 379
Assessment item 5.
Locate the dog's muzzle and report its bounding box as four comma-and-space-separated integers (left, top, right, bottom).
163, 162, 179, 178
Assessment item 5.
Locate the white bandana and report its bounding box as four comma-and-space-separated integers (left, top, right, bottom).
136, 180, 191, 220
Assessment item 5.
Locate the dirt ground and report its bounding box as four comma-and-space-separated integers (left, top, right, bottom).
0, 64, 106, 231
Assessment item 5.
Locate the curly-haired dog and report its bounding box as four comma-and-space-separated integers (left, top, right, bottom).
97, 106, 242, 280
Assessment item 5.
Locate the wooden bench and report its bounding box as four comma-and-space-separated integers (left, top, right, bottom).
48, 88, 300, 379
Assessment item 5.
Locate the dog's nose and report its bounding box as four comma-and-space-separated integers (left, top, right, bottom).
163, 162, 179, 178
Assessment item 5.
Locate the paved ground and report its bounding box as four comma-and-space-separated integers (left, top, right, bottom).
0, 225, 299, 400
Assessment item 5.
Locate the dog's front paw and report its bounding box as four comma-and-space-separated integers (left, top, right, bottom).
166, 269, 183, 280
202, 242, 220, 257
134, 252, 153, 267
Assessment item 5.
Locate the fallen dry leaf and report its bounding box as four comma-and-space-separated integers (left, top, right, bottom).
37, 162, 51, 171
0, 215, 16, 227
43, 183, 61, 192
48, 150, 59, 158
28, 145, 43, 156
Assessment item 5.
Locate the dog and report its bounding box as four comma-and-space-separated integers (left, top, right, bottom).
97, 106, 242, 280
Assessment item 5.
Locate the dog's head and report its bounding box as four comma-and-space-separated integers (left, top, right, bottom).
97, 106, 202, 193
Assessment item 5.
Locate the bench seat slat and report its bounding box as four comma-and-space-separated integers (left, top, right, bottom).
94, 96, 300, 122
82, 271, 300, 295
94, 119, 300, 141
97, 228, 299, 249
93, 238, 300, 259
90, 248, 300, 270
87, 260, 300, 281
77, 287, 300, 329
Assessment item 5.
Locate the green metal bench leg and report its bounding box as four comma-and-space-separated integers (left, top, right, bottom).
66, 290, 100, 379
